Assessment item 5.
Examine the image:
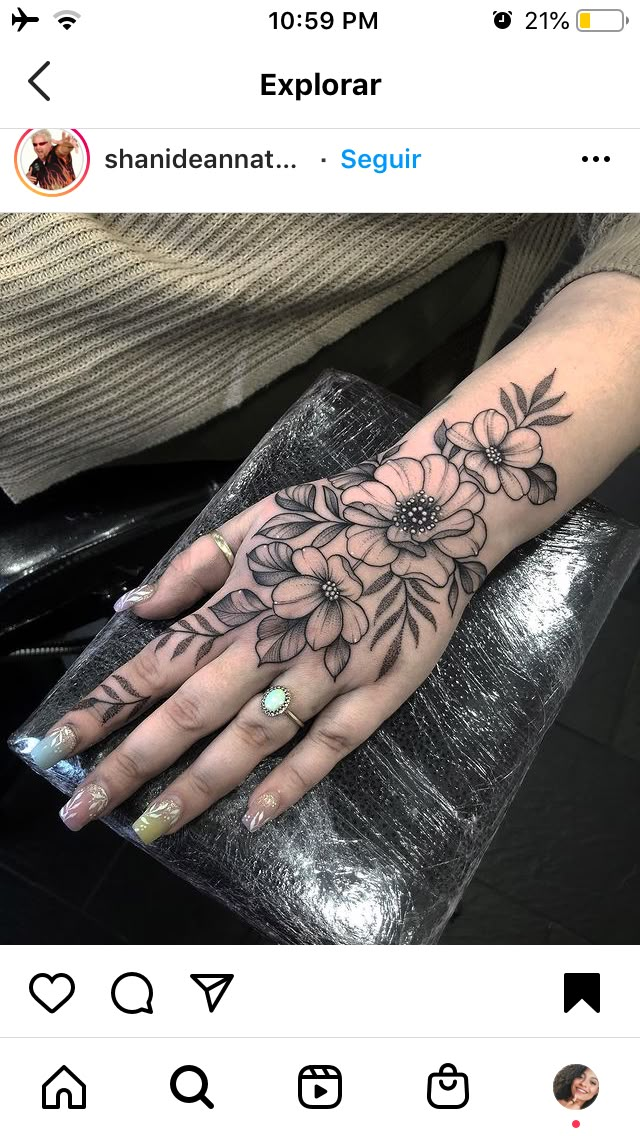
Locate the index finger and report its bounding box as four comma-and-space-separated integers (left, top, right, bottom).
25, 601, 232, 770
113, 504, 258, 619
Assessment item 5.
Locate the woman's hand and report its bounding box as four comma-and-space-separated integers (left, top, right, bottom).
21, 273, 640, 845
28, 439, 504, 843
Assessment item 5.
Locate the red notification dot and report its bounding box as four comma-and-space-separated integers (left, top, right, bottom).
572, 1122, 580, 1129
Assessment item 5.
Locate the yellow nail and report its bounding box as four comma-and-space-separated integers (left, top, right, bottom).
132, 798, 181, 845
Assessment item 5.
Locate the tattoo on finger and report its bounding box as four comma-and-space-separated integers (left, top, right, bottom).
74, 672, 150, 724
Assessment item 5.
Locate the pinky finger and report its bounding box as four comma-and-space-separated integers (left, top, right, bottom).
241, 684, 394, 833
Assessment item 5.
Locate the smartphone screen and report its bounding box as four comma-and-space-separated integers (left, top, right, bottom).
0, 3, 638, 1131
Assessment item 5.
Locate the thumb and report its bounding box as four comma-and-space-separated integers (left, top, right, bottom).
113, 501, 260, 618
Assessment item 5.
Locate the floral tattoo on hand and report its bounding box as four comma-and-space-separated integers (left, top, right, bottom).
149, 370, 570, 683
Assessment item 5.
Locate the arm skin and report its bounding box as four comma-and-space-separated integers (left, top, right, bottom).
23, 272, 640, 840
399, 272, 640, 571
55, 132, 77, 158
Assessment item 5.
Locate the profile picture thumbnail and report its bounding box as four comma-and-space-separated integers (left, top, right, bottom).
553, 1064, 599, 1110
15, 127, 89, 196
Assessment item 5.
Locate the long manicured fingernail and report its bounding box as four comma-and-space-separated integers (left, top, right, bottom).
132, 798, 182, 845
242, 790, 281, 833
31, 725, 79, 770
11, 736, 39, 756
60, 783, 109, 831
114, 583, 156, 612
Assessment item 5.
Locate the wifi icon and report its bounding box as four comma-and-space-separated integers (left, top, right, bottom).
54, 9, 80, 30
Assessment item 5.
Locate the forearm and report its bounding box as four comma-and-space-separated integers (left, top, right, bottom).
397, 273, 640, 577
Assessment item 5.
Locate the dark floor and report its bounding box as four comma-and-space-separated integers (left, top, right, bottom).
1, 234, 638, 945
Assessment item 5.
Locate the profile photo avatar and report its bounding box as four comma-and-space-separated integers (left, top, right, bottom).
15, 127, 89, 196
553, 1064, 599, 1110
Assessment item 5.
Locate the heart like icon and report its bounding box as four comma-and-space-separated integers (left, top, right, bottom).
29, 972, 75, 1014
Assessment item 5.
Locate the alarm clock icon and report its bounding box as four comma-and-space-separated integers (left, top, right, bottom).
493, 10, 513, 27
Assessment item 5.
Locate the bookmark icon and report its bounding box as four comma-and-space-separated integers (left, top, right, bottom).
563, 972, 600, 1013
190, 973, 234, 1013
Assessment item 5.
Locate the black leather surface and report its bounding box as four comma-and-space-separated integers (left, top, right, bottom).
0, 465, 225, 646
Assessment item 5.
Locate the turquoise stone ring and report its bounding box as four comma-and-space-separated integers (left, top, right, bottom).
260, 686, 304, 729
261, 686, 291, 715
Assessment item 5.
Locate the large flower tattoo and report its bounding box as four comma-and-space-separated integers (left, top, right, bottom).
145, 370, 569, 682
446, 409, 543, 500
340, 455, 486, 586
271, 546, 369, 649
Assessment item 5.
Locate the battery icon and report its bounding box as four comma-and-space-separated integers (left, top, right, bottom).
577, 9, 628, 30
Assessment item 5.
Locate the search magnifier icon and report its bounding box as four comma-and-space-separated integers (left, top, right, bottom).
170, 1065, 214, 1109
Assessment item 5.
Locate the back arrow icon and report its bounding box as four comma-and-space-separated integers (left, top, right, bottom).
28, 60, 51, 101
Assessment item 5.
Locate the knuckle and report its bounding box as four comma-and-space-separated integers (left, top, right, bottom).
129, 646, 163, 692
163, 690, 206, 733
234, 710, 273, 750
311, 720, 354, 757
79, 700, 110, 728
110, 747, 144, 784
175, 543, 215, 590
283, 760, 313, 796
185, 764, 217, 800
170, 560, 201, 593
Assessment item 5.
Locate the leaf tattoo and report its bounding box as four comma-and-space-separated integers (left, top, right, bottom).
209, 589, 269, 628
150, 589, 267, 664
274, 483, 316, 513
73, 671, 150, 724
247, 542, 296, 586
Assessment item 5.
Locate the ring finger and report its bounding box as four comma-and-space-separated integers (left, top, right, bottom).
130, 660, 338, 844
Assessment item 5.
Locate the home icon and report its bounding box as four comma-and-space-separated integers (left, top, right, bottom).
42, 1065, 86, 1109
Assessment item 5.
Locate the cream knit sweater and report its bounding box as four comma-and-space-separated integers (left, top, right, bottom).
1, 212, 638, 502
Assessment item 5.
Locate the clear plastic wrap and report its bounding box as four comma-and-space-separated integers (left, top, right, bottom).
8, 370, 640, 944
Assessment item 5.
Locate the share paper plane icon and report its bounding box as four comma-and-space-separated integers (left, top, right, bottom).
190, 973, 234, 1013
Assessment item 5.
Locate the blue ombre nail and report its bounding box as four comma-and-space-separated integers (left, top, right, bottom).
10, 736, 39, 756
31, 725, 78, 770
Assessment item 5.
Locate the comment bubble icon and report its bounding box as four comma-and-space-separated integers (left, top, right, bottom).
111, 972, 154, 1015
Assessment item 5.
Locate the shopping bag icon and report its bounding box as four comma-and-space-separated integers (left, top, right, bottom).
427, 1062, 469, 1109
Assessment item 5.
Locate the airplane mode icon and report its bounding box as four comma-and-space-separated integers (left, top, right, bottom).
12, 7, 39, 31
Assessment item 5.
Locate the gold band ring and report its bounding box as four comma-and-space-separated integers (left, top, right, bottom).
209, 530, 234, 567
260, 686, 305, 730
